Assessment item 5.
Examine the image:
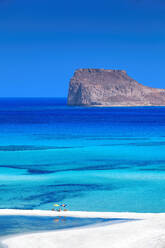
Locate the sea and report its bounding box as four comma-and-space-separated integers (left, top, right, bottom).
0, 97, 165, 213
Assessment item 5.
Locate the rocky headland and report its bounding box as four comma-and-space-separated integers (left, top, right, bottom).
67, 69, 165, 106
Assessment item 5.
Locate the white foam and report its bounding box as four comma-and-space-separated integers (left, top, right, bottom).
1, 210, 165, 248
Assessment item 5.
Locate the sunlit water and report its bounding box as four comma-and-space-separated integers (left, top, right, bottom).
0, 98, 165, 212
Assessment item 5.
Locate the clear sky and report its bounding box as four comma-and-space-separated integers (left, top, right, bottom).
0, 0, 165, 97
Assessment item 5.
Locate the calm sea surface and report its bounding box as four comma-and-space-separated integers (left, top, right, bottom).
0, 215, 115, 237
0, 98, 165, 212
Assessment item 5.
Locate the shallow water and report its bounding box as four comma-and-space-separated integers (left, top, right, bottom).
0, 215, 120, 237
0, 98, 165, 212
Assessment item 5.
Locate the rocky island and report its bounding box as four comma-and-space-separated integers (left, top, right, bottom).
67, 69, 165, 106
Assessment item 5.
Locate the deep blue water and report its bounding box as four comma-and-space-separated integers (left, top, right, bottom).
0, 98, 165, 212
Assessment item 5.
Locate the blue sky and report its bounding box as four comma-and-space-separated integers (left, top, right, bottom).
0, 0, 165, 97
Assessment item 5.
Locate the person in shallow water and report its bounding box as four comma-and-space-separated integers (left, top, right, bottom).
52, 204, 67, 211
61, 204, 67, 207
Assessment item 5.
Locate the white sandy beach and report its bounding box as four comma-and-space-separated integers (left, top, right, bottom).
0, 210, 165, 248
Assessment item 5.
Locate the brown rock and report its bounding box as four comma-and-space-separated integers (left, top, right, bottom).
67, 69, 165, 106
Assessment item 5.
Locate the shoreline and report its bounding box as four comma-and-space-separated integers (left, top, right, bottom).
1, 210, 165, 248
0, 209, 163, 219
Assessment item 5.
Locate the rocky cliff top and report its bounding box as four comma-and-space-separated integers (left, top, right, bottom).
67, 69, 165, 106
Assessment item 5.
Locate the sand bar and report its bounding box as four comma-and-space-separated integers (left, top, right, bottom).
1, 210, 165, 248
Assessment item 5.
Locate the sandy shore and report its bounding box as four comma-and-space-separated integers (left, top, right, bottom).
1, 210, 165, 248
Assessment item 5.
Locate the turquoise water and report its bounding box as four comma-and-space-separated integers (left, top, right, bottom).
0, 98, 165, 212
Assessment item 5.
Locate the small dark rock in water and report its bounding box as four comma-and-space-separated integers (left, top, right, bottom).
67, 69, 165, 106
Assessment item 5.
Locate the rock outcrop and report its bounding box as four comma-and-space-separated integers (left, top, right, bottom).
67, 69, 165, 106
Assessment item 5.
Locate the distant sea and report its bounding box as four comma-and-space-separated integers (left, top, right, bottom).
0, 98, 165, 212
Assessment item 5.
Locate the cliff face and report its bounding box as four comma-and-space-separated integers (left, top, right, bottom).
67, 69, 165, 106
